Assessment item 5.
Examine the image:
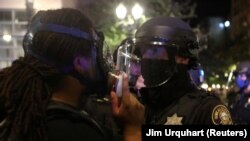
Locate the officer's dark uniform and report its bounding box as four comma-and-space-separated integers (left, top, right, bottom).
47, 101, 117, 141
231, 94, 250, 124
140, 68, 233, 125
145, 88, 232, 125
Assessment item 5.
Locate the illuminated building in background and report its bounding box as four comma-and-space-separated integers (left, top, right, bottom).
0, 0, 75, 69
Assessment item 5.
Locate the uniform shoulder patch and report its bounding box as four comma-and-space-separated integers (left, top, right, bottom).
212, 105, 232, 125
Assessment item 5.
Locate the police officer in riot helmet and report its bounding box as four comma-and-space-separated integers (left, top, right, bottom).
118, 16, 233, 125
0, 9, 144, 141
231, 61, 250, 124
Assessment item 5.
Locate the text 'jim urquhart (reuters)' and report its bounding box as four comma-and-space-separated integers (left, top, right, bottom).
145, 128, 247, 138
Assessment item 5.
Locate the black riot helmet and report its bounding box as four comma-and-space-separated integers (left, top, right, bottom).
234, 61, 250, 91
23, 9, 112, 96
116, 16, 200, 88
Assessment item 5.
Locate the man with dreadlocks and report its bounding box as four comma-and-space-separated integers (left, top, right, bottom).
0, 9, 144, 141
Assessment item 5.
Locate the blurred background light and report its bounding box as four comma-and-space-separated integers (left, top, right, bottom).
224, 20, 230, 27
131, 3, 143, 20
2, 34, 12, 42
219, 22, 224, 28
116, 3, 127, 19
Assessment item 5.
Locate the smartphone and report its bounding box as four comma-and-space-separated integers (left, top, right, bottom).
115, 74, 123, 98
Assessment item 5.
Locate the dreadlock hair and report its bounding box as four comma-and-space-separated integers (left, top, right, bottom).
0, 8, 95, 141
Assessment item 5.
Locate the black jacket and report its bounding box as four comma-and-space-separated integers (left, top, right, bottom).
231, 94, 250, 124
145, 90, 233, 125
47, 101, 109, 141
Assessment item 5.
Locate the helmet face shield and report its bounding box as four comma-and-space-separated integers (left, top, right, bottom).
116, 43, 141, 88
116, 39, 176, 89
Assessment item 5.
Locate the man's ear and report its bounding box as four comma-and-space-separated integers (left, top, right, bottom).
73, 57, 90, 74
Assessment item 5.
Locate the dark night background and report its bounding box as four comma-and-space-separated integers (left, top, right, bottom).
191, 0, 231, 26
